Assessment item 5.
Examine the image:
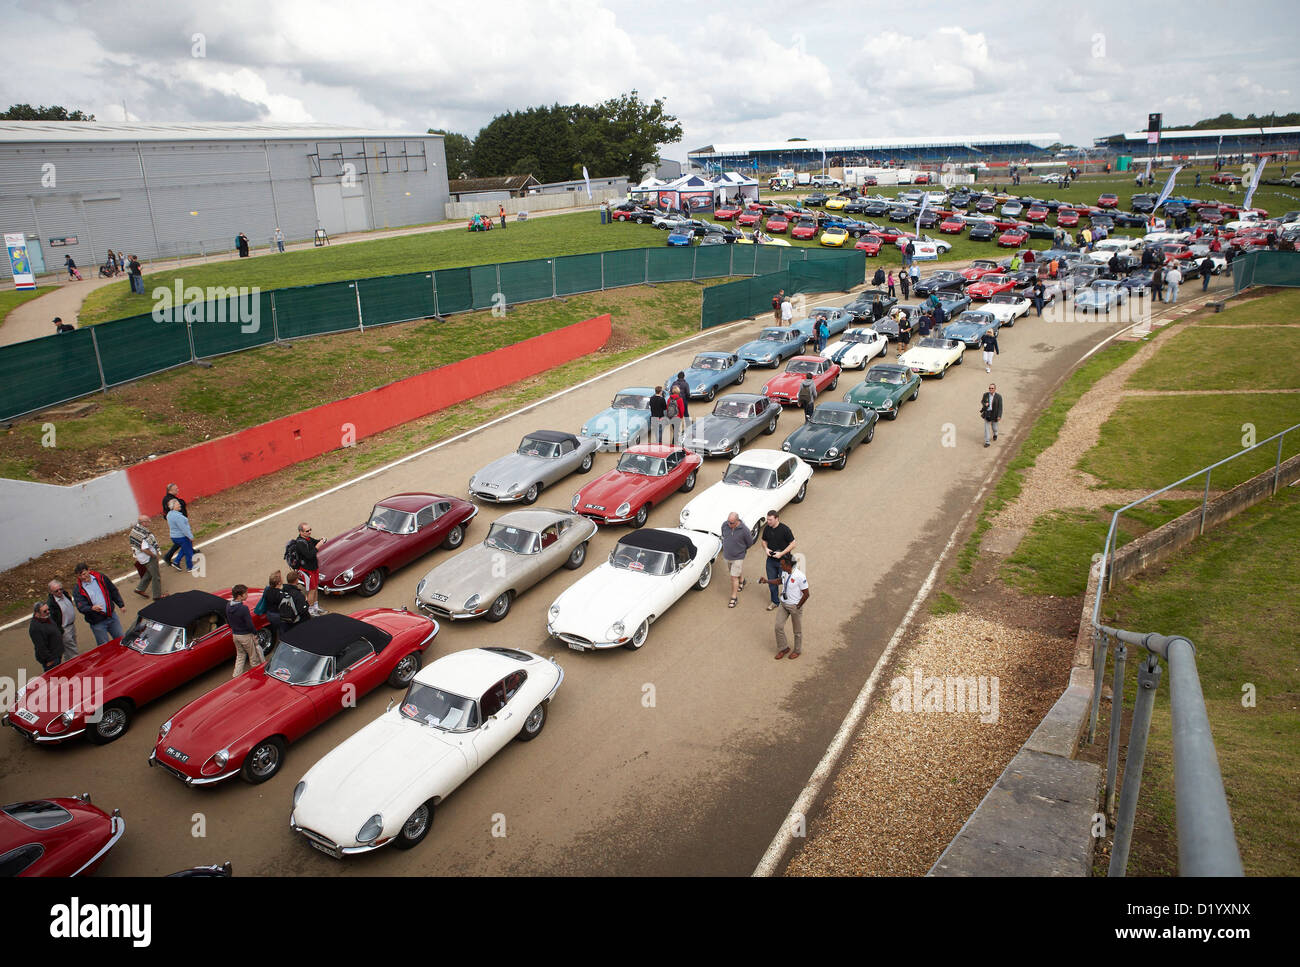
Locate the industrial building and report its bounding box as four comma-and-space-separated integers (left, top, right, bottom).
1095, 125, 1300, 160
686, 133, 1061, 173
0, 121, 449, 279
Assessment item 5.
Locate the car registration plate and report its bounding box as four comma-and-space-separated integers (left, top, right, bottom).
566, 642, 586, 652
166, 746, 190, 763
14, 708, 38, 724
309, 840, 342, 858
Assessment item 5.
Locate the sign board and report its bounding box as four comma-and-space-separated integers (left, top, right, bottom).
5, 233, 36, 290
905, 241, 940, 261
48, 236, 79, 247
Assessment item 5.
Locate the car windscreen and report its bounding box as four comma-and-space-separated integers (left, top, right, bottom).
989, 295, 1019, 304
713, 399, 751, 419
123, 617, 184, 655
612, 394, 650, 410
610, 545, 675, 575
617, 452, 667, 476
917, 337, 954, 350
368, 506, 416, 534
485, 523, 540, 555
3, 801, 73, 830
400, 682, 478, 732
964, 314, 994, 325
786, 359, 818, 374
517, 437, 560, 458
842, 330, 874, 344
866, 368, 907, 384
265, 642, 333, 686
691, 354, 724, 370
723, 464, 776, 489
812, 409, 855, 427
759, 329, 788, 341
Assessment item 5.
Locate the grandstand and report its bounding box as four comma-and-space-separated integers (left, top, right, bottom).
1095, 125, 1300, 161
686, 134, 1061, 174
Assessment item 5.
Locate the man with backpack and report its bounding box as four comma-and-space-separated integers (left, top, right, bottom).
278, 571, 310, 629
797, 374, 817, 422
285, 523, 328, 616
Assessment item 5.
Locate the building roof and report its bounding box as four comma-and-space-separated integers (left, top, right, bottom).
447, 175, 540, 193
0, 121, 440, 144
688, 134, 1061, 157
1111, 125, 1300, 142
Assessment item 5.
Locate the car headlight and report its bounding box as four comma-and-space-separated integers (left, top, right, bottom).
827, 447, 839, 457
781, 442, 791, 451
61, 709, 77, 725
680, 508, 690, 519
340, 569, 354, 584
761, 354, 773, 361
580, 426, 589, 436
293, 781, 307, 806
549, 604, 560, 618
718, 438, 731, 449
468, 475, 475, 489
609, 621, 625, 639
762, 385, 772, 394
159, 719, 172, 740
510, 482, 521, 492
615, 502, 631, 518
416, 578, 426, 596
214, 749, 230, 768
464, 595, 480, 612
357, 814, 384, 844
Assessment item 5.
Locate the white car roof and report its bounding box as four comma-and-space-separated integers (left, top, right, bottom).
729, 448, 790, 471
412, 648, 536, 698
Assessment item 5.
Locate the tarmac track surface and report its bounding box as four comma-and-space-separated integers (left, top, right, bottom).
0, 295, 1144, 876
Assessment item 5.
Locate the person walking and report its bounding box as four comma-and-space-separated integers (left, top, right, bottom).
227, 585, 263, 677
814, 316, 829, 353
896, 308, 913, 349
1164, 263, 1182, 303
918, 310, 934, 339
64, 254, 82, 281
499, 204, 507, 230
1150, 260, 1165, 302
780, 295, 793, 325
760, 555, 810, 660
236, 232, 250, 258
981, 383, 1003, 448
904, 240, 916, 268
73, 562, 126, 647
872, 267, 886, 288
1032, 279, 1046, 317
288, 522, 329, 616
29, 602, 65, 672
47, 580, 79, 661
129, 515, 164, 601
759, 511, 797, 612
275, 227, 285, 252
167, 498, 195, 572
649, 386, 668, 444
128, 254, 143, 294
721, 512, 755, 609
666, 386, 686, 443
909, 262, 920, 290
671, 372, 691, 418
53, 316, 75, 333
980, 328, 1000, 373
886, 271, 897, 298
1199, 255, 1214, 292
253, 570, 286, 644
772, 290, 784, 324
797, 373, 817, 422
161, 483, 188, 568
900, 271, 911, 301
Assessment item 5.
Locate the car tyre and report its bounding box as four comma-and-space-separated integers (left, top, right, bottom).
484, 591, 513, 622
87, 700, 132, 745
523, 483, 540, 505
694, 562, 713, 591
624, 619, 650, 651
764, 415, 778, 435
241, 736, 285, 784
359, 567, 386, 597
865, 423, 875, 443
256, 626, 275, 657
578, 453, 594, 474
679, 470, 697, 493
388, 651, 422, 687
736, 369, 745, 384
829, 374, 839, 390
792, 479, 808, 503
955, 351, 963, 365
393, 801, 434, 850
704, 387, 716, 402
910, 382, 920, 401
632, 505, 650, 529
833, 452, 848, 470
441, 524, 465, 550
517, 702, 547, 742
937, 366, 946, 379
563, 541, 588, 570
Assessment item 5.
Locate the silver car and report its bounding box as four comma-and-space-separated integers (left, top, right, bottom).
681, 393, 781, 458
415, 509, 596, 622
468, 430, 601, 504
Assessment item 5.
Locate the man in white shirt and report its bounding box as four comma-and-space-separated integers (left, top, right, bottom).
1164, 264, 1182, 303
760, 555, 810, 659
781, 297, 793, 324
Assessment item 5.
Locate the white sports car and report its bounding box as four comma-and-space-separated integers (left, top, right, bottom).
546, 528, 721, 651
289, 646, 563, 857
678, 448, 812, 539
897, 336, 965, 378
822, 327, 889, 369
982, 293, 1031, 326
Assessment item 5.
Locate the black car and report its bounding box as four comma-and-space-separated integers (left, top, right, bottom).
949, 190, 972, 208
872, 304, 927, 341
843, 199, 871, 214
861, 199, 891, 217
888, 206, 915, 223
917, 210, 942, 229
1130, 194, 1157, 213
1113, 211, 1146, 228
913, 271, 968, 297
975, 196, 997, 213
702, 223, 743, 243
1119, 270, 1154, 294
615, 205, 656, 224
969, 221, 997, 241
845, 291, 899, 321
804, 193, 830, 207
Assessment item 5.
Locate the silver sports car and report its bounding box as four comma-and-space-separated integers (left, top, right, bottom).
681, 393, 781, 458
415, 509, 596, 622
468, 430, 601, 504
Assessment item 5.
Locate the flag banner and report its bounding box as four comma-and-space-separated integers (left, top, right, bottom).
581, 166, 592, 199
1143, 157, 1153, 181
915, 192, 930, 235
1241, 159, 1267, 210
1154, 165, 1184, 209
5, 233, 36, 290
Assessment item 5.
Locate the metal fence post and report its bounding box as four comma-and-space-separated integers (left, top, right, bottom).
552, 259, 557, 298
1275, 432, 1285, 495
1108, 652, 1161, 877
729, 243, 734, 278
431, 273, 440, 319
1104, 642, 1127, 815
270, 292, 280, 342
185, 311, 197, 363
355, 282, 365, 333
1088, 629, 1107, 742
495, 264, 502, 302
692, 246, 698, 281
644, 249, 649, 284
1199, 469, 1212, 534
600, 252, 606, 291
89, 327, 108, 393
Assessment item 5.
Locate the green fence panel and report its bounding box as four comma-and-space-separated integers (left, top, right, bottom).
470, 264, 500, 310
701, 269, 791, 329
95, 312, 193, 386
602, 248, 648, 288
790, 257, 853, 294
0, 329, 104, 420
273, 281, 360, 340
1233, 250, 1300, 293
191, 290, 276, 357
358, 273, 435, 327
754, 246, 785, 276
499, 258, 556, 305
432, 267, 472, 315
646, 246, 695, 283
554, 253, 604, 295
694, 244, 732, 279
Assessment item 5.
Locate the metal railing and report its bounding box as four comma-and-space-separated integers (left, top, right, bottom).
1085, 423, 1299, 876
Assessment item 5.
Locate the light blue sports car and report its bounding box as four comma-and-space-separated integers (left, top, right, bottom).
941, 310, 1001, 348
791, 306, 854, 343
1074, 279, 1130, 314
737, 326, 807, 367
580, 387, 656, 451
666, 351, 749, 402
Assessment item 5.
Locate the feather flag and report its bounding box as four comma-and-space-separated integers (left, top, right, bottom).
1241, 158, 1267, 211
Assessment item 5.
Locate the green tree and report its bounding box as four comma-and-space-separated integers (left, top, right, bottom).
1, 103, 95, 120
429, 129, 474, 179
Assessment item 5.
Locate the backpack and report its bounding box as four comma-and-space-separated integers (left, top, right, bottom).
284, 538, 304, 570
278, 591, 301, 624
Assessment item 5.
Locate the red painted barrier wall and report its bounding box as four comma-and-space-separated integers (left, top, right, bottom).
125, 314, 612, 510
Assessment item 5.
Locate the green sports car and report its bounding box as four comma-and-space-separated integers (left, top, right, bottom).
780, 402, 879, 470
843, 363, 921, 420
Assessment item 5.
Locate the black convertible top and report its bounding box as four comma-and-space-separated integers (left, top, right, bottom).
280, 613, 392, 656
523, 430, 579, 446
139, 590, 228, 625
617, 528, 697, 559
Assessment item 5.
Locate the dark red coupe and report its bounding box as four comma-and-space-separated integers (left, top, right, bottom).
0, 795, 124, 876
571, 445, 703, 528
149, 610, 438, 786
316, 493, 477, 598
3, 589, 268, 746
966, 275, 1019, 300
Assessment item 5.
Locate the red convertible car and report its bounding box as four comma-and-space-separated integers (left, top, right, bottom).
1160, 243, 1195, 261
714, 205, 742, 221
939, 215, 966, 234
1057, 208, 1079, 227
1024, 206, 1049, 223
3, 589, 268, 746
570, 445, 703, 528
737, 209, 763, 227
1097, 193, 1119, 208
149, 610, 438, 786
761, 356, 842, 405
791, 217, 820, 240
316, 493, 477, 598
998, 227, 1029, 247
855, 235, 886, 256
0, 795, 124, 876
959, 259, 1006, 283
1210, 172, 1241, 185
867, 226, 908, 244
966, 275, 1019, 300
765, 213, 790, 233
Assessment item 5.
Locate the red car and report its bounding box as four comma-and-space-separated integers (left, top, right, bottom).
3, 589, 269, 746
1057, 208, 1079, 227
1211, 172, 1241, 185
1024, 206, 1049, 223
765, 213, 790, 233
0, 795, 124, 876
998, 227, 1029, 247
1229, 232, 1271, 249
713, 205, 742, 221
959, 259, 1006, 283
737, 209, 763, 227
149, 609, 438, 786
967, 275, 1019, 299
868, 226, 907, 244
939, 215, 966, 234
791, 218, 820, 240
1160, 244, 1195, 261
1097, 193, 1119, 208
855, 235, 886, 255
571, 445, 702, 528
914, 173, 932, 184
1199, 210, 1224, 225
316, 493, 477, 598
761, 356, 842, 405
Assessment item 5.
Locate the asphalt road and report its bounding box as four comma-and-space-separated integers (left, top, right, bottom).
0, 291, 1142, 876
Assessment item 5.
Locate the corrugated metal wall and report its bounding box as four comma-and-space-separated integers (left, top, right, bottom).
0, 136, 449, 279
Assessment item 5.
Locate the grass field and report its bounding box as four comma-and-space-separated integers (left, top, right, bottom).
0, 288, 44, 328
1199, 287, 1300, 325
1126, 325, 1300, 391
1100, 484, 1300, 876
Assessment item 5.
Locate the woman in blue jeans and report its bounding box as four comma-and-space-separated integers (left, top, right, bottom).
166, 498, 195, 571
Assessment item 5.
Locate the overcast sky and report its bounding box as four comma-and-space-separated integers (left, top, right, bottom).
6, 0, 1296, 160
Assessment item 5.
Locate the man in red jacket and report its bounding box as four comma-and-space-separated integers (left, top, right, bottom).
73, 563, 127, 647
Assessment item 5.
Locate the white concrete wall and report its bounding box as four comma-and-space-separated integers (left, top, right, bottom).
444, 188, 623, 220
0, 470, 139, 571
